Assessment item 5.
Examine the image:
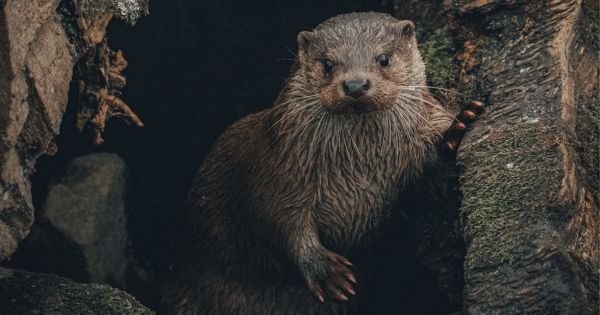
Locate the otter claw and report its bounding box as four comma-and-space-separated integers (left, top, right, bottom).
307, 278, 326, 302
303, 249, 356, 303
316, 292, 325, 303
339, 257, 353, 266
440, 100, 485, 152
461, 110, 476, 122
346, 286, 356, 295
466, 100, 485, 110
346, 273, 357, 283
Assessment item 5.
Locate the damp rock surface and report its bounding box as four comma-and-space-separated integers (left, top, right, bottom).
42, 153, 130, 286
0, 0, 147, 262
0, 267, 153, 315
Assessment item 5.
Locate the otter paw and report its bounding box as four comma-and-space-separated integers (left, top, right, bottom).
303, 250, 356, 303
441, 100, 485, 151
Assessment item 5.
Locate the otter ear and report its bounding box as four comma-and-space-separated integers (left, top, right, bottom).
297, 31, 313, 52
392, 20, 415, 38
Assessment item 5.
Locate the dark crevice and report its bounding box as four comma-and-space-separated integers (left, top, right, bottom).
9, 0, 466, 313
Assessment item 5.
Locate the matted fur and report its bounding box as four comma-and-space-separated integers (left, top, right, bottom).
162, 12, 455, 315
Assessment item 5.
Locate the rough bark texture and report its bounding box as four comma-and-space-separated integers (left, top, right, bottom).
397, 0, 598, 313
452, 0, 598, 313
0, 0, 147, 261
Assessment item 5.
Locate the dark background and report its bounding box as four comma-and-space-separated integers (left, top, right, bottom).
15, 0, 459, 313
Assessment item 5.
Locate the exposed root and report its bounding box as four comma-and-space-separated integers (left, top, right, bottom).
76, 40, 143, 145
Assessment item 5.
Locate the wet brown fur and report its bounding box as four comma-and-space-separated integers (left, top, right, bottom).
162, 12, 455, 314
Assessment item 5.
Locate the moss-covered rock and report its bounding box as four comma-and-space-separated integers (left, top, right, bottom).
0, 268, 153, 315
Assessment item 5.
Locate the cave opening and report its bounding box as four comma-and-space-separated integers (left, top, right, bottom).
6, 0, 464, 313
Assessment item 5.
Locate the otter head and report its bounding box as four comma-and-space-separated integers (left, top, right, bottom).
294, 13, 426, 114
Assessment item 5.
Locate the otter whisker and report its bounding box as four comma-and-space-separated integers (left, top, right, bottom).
280, 100, 321, 137
396, 91, 437, 107
273, 97, 320, 128
396, 97, 443, 139
279, 104, 322, 160
285, 47, 299, 60
308, 111, 327, 164
397, 92, 458, 123
397, 87, 462, 122
400, 85, 463, 95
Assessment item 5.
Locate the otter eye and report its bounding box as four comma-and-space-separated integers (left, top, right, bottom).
377, 54, 390, 67
323, 59, 334, 73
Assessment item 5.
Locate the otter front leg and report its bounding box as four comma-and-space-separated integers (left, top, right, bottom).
440, 100, 485, 151
288, 227, 356, 303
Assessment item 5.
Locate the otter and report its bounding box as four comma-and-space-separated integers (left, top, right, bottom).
162, 12, 483, 314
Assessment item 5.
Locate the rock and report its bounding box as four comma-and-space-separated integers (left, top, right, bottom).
5, 216, 91, 283
6, 153, 155, 303
0, 0, 147, 261
0, 267, 153, 314
43, 153, 129, 286
0, 0, 71, 262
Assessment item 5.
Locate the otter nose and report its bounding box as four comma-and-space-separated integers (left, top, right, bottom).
342, 79, 370, 98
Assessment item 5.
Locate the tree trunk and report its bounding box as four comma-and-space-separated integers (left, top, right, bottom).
398, 0, 598, 313
0, 0, 147, 261
454, 1, 598, 313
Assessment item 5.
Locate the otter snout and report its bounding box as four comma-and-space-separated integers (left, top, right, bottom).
342, 79, 370, 98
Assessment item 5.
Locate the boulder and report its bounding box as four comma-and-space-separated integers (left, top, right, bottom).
6, 153, 132, 288
0, 267, 153, 314
45, 153, 130, 286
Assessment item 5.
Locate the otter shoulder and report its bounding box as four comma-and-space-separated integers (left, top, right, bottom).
206, 108, 274, 160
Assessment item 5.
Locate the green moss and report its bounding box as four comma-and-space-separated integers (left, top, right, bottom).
394, 0, 447, 38
0, 268, 153, 314
576, 76, 599, 201
459, 124, 563, 272
395, 0, 458, 91
418, 26, 457, 90
580, 3, 600, 51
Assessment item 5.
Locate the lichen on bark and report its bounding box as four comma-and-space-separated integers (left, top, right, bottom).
460, 124, 564, 270
453, 0, 599, 313
110, 0, 150, 25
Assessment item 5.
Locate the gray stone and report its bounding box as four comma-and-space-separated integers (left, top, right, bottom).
0, 267, 153, 314
42, 153, 129, 287
0, 0, 147, 262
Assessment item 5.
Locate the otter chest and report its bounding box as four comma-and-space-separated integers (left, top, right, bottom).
312, 156, 404, 249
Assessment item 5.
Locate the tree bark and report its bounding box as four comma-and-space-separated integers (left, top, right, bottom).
0, 0, 147, 261
452, 0, 598, 313
397, 0, 598, 312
